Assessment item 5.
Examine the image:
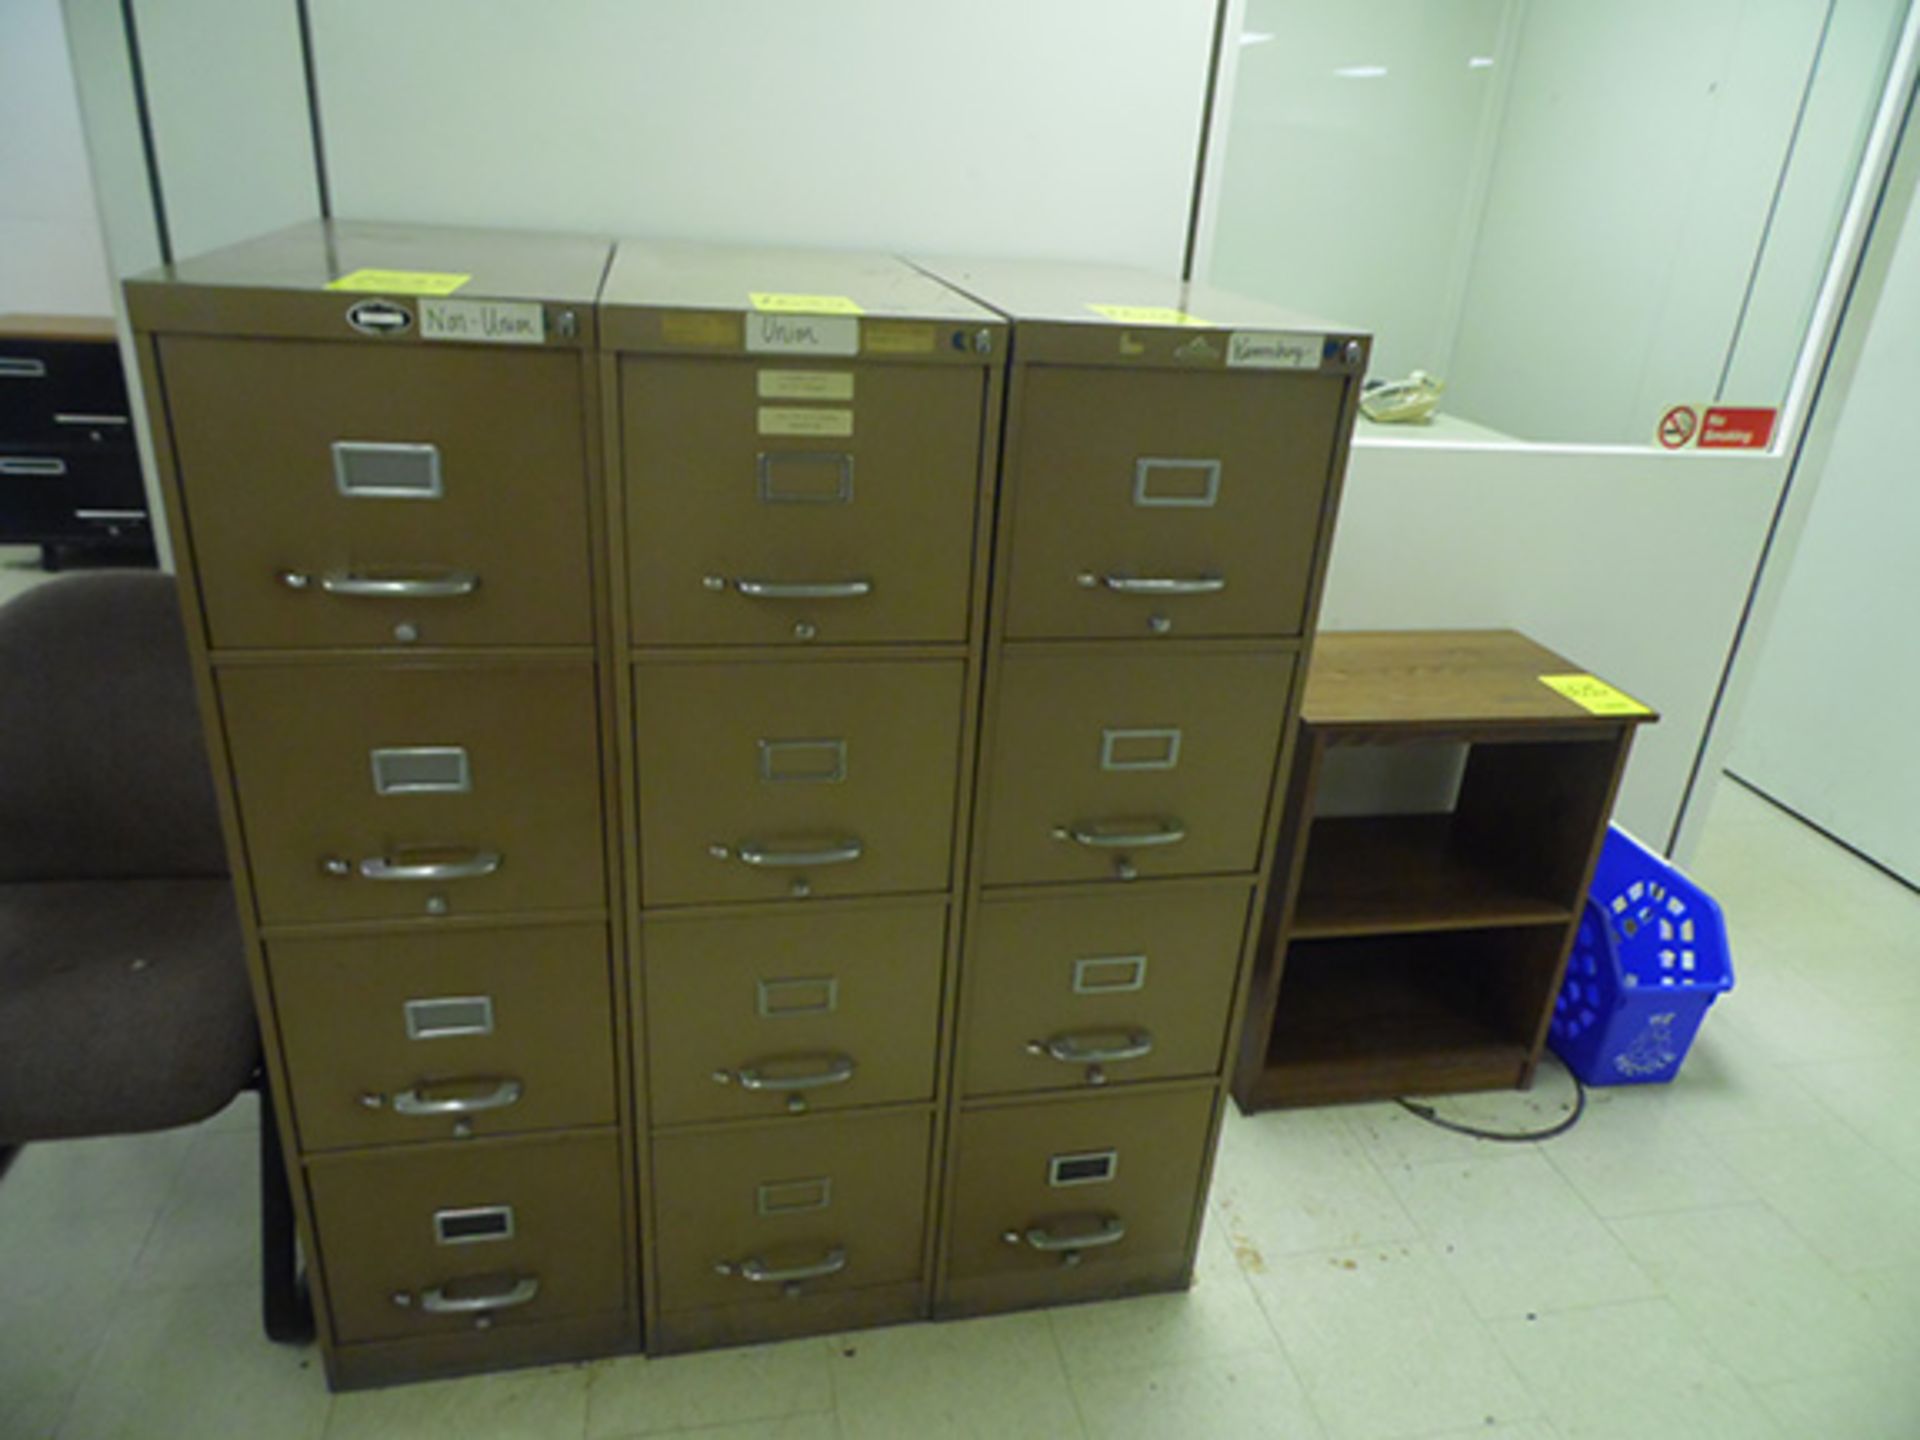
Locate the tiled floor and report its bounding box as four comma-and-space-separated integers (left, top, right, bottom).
0, 545, 53, 608
3, 777, 1915, 1438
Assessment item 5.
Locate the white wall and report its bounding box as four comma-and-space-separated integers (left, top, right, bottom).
310, 0, 1217, 269
0, 0, 115, 315
1729, 171, 1920, 884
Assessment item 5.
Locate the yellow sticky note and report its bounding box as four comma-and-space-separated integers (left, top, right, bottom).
1088, 303, 1211, 327
325, 268, 471, 297
750, 292, 865, 316
1539, 674, 1652, 717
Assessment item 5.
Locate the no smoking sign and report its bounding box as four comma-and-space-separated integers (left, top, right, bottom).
1658, 405, 1699, 449
1656, 403, 1776, 451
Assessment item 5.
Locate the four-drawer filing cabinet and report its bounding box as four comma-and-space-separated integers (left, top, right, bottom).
126, 223, 1364, 1384
914, 261, 1366, 1316
598, 243, 1007, 1353
126, 223, 639, 1388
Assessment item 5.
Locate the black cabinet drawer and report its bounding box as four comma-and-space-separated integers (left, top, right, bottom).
0, 339, 132, 443
0, 443, 149, 544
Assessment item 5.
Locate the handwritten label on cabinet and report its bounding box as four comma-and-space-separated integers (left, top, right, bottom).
326, 269, 471, 297
1538, 674, 1652, 717
419, 298, 546, 346
1227, 330, 1324, 370
1087, 304, 1210, 327
758, 406, 854, 438
744, 313, 860, 357
757, 370, 855, 401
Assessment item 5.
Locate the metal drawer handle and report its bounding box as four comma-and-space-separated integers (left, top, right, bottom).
1052, 819, 1187, 850
714, 838, 865, 868
1077, 573, 1226, 596
394, 1274, 540, 1314
714, 1247, 848, 1284
324, 849, 504, 882
714, 1054, 856, 1091
54, 412, 130, 427
1003, 1215, 1128, 1253
0, 358, 49, 379
0, 457, 67, 477
706, 576, 873, 601
290, 570, 481, 598
361, 1078, 524, 1116
1026, 1031, 1154, 1065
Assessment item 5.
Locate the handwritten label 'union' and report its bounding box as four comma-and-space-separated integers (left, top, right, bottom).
744, 313, 861, 357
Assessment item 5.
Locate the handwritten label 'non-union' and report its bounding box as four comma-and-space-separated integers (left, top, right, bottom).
1227, 330, 1323, 370
744, 313, 860, 357
419, 297, 547, 346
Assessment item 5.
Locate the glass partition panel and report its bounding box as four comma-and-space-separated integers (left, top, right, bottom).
1205, 0, 1908, 448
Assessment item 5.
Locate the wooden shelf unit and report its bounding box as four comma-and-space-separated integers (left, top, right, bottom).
1233, 631, 1657, 1111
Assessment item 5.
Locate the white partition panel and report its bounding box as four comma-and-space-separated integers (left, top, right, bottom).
310, 0, 1218, 269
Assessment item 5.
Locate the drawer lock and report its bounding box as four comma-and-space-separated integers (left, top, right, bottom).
1002, 1214, 1128, 1268
1025, 1029, 1154, 1086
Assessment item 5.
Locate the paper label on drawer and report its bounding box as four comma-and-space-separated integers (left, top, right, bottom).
1087, 303, 1211, 327
326, 268, 471, 297
419, 297, 546, 345
864, 321, 936, 354
745, 312, 860, 356
758, 406, 854, 438
750, 292, 864, 315
1538, 674, 1652, 717
757, 370, 855, 401
1227, 330, 1324, 370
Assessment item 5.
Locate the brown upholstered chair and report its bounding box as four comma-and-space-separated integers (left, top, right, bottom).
0, 572, 309, 1340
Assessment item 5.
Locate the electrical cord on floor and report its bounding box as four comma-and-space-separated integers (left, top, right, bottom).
1394, 1055, 1588, 1143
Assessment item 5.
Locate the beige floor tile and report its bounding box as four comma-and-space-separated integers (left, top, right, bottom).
1852, 1262, 1920, 1367
828, 1311, 1083, 1440
585, 1339, 832, 1438
1411, 1426, 1563, 1440
1753, 1371, 1920, 1440
127, 1128, 258, 1292
1383, 1151, 1656, 1320
325, 1364, 590, 1440
1787, 1050, 1920, 1173
201, 1090, 262, 1135
0, 1127, 196, 1220
1069, 1348, 1323, 1440
1609, 1204, 1893, 1383
54, 1282, 330, 1440
1717, 958, 1912, 1065
1211, 1106, 1420, 1260
1700, 1123, 1920, 1272
1049, 1213, 1277, 1377
625, 1419, 840, 1440
1488, 1299, 1781, 1439
1540, 1087, 1754, 1219
1250, 1242, 1539, 1440
1653, 1028, 1837, 1135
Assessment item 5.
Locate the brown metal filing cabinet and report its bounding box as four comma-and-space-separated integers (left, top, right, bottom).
914, 260, 1367, 1317
125, 222, 637, 1388
598, 243, 1006, 1353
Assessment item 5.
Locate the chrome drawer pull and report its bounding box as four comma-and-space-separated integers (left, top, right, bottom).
716, 838, 865, 868
1052, 819, 1187, 850
0, 358, 48, 379
361, 1078, 524, 1116
1026, 1031, 1154, 1065
1003, 1215, 1128, 1253
714, 1247, 848, 1285
706, 576, 873, 601
292, 569, 481, 599
714, 1054, 856, 1091
54, 412, 130, 427
1076, 572, 1225, 596
325, 849, 503, 882
394, 1274, 540, 1314
0, 457, 67, 477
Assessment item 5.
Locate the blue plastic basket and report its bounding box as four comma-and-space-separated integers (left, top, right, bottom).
1549, 826, 1734, 1085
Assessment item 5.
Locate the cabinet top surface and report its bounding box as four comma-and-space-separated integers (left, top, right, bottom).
1304, 630, 1659, 731
912, 256, 1365, 339
603, 240, 998, 324
0, 313, 118, 343
125, 220, 613, 305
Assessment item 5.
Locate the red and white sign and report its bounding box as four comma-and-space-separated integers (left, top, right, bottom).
1697, 406, 1778, 450
1656, 403, 1778, 451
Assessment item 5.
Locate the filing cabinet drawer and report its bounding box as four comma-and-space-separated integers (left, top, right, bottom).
1003, 366, 1341, 640
623, 357, 984, 646
651, 1109, 930, 1314
0, 337, 128, 442
159, 336, 592, 649
269, 922, 616, 1150
644, 901, 945, 1125
963, 885, 1251, 1098
945, 1089, 1214, 1298
308, 1131, 625, 1345
219, 661, 605, 924
979, 648, 1295, 886
634, 658, 964, 905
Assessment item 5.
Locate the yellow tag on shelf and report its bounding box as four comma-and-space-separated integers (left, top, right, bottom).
1088, 303, 1211, 327
1539, 674, 1652, 716
325, 269, 471, 297
750, 292, 864, 315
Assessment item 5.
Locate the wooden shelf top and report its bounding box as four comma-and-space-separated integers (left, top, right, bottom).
1303, 630, 1659, 733
0, 313, 118, 343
